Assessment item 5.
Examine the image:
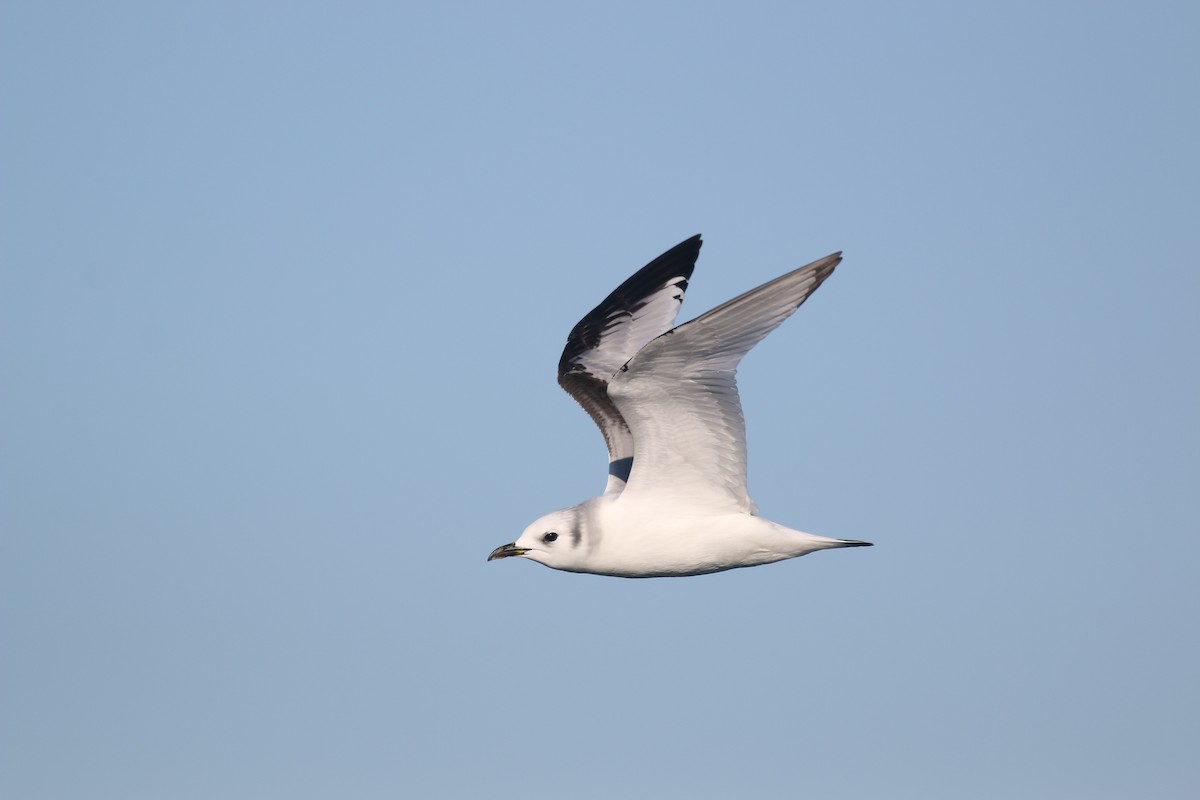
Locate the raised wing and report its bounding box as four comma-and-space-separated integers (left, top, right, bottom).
558, 235, 702, 494
608, 252, 840, 511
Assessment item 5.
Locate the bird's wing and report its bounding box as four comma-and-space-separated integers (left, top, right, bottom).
608, 252, 840, 512
558, 235, 701, 494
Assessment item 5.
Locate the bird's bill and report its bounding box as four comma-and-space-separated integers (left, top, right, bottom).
487, 542, 530, 561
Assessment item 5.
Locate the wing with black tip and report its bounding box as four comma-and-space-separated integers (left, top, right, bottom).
557, 235, 702, 494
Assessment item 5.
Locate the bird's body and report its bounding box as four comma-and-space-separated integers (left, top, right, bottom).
489, 235, 871, 578
534, 494, 858, 578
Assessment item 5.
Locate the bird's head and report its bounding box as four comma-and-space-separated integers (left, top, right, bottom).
488, 507, 588, 572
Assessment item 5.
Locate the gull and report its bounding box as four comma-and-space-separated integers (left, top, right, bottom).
488, 235, 871, 577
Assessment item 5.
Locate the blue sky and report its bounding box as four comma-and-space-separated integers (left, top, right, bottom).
3, 2, 1198, 798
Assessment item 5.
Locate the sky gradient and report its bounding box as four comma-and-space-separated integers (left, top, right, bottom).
3, 2, 1198, 798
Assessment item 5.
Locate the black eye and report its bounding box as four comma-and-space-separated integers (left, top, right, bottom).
543, 532, 558, 543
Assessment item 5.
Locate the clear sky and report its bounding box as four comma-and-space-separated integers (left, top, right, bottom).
3, 2, 1198, 798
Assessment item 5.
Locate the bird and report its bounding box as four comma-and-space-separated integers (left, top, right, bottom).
488, 235, 871, 577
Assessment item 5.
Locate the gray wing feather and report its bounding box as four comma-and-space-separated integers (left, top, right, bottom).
609, 252, 840, 510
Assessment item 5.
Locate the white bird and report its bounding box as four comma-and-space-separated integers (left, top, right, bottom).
489, 235, 871, 577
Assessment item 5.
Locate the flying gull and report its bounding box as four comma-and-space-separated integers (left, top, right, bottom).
489, 235, 871, 577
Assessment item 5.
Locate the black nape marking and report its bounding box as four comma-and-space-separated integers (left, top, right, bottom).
608, 457, 633, 483
568, 507, 583, 548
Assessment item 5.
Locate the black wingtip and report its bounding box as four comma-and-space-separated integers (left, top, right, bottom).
562, 235, 705, 361
653, 234, 702, 267
646, 233, 702, 271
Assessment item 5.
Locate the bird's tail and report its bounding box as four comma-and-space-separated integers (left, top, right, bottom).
794, 531, 874, 554
831, 537, 873, 548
